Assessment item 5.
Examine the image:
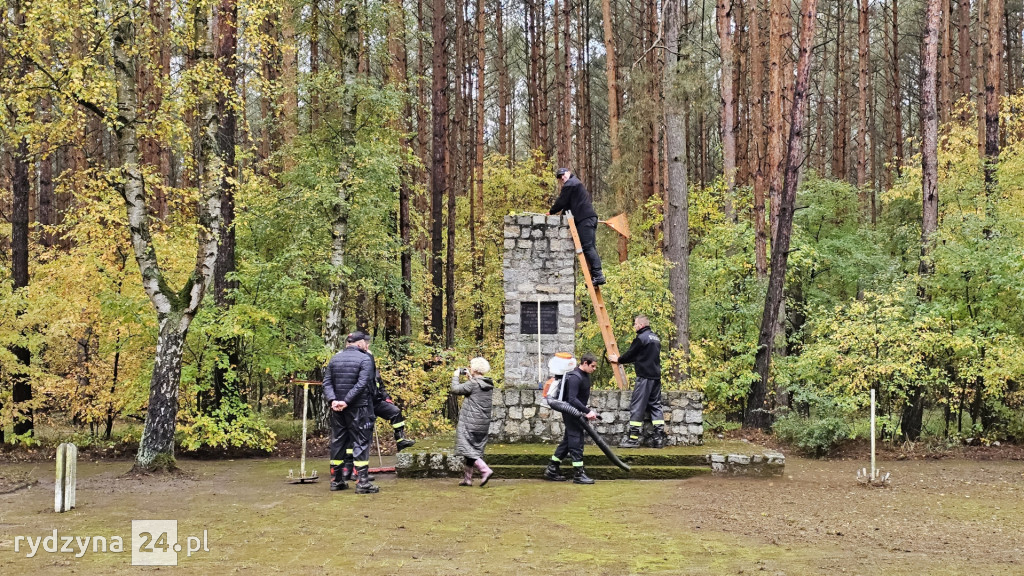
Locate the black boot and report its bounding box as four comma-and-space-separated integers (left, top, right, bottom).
355, 466, 380, 494
344, 461, 374, 481
394, 427, 416, 451
572, 466, 595, 485
650, 426, 667, 449
544, 461, 567, 482
591, 271, 607, 286
330, 466, 348, 491
619, 426, 642, 448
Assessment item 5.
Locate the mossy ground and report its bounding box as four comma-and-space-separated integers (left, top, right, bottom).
2, 456, 1022, 575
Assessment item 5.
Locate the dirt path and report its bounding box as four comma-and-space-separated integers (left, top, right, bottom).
1, 456, 1021, 575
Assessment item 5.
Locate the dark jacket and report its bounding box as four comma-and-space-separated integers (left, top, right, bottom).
618, 326, 662, 379
561, 367, 592, 415
366, 352, 391, 404
452, 372, 494, 459
323, 346, 375, 407
549, 176, 598, 222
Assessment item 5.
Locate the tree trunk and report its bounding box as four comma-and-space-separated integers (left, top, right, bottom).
116, 4, 222, 471
280, 2, 298, 168
976, 0, 986, 156
430, 0, 448, 343
325, 0, 362, 351
473, 0, 486, 342
554, 0, 568, 165
832, 0, 848, 181
750, 1, 768, 278
665, 0, 690, 362
891, 0, 903, 171
983, 0, 1002, 193
748, 0, 818, 431
11, 139, 33, 437
212, 0, 239, 410
856, 0, 870, 193
38, 96, 55, 248
388, 0, 413, 338
767, 0, 792, 244
10, 1, 32, 437
312, 1, 323, 130
601, 0, 621, 171
496, 0, 509, 158
959, 0, 971, 109
717, 0, 737, 219
920, 0, 940, 277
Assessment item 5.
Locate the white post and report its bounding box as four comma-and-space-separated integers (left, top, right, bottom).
537, 299, 542, 384
55, 443, 77, 513
870, 388, 876, 481
300, 383, 309, 478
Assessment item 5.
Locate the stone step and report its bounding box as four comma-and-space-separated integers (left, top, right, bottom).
395, 440, 784, 479
485, 452, 710, 467
401, 464, 712, 481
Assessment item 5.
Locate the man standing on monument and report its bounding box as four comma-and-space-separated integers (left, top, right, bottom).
548, 168, 605, 286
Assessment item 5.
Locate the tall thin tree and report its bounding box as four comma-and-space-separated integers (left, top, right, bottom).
429, 0, 448, 343
665, 0, 690, 361
747, 0, 819, 431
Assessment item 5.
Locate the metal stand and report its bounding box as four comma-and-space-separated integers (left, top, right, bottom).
287, 381, 319, 483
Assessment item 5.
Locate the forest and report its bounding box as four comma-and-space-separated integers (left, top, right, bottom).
1, 0, 1023, 470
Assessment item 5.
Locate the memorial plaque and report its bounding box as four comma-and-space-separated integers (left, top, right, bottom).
520, 302, 559, 334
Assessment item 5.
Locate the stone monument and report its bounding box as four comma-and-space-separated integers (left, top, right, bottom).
502, 214, 576, 387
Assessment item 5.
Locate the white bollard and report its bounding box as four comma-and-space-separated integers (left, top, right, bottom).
55, 443, 77, 513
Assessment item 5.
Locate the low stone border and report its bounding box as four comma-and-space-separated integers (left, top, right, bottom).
709, 451, 785, 477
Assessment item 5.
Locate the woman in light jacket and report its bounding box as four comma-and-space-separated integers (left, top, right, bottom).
452, 357, 494, 486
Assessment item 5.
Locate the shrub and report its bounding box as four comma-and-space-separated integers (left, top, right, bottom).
774, 412, 853, 458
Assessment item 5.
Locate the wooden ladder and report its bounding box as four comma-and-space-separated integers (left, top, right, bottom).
568, 217, 628, 390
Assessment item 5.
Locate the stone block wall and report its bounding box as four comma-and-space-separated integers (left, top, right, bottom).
502, 215, 577, 388
489, 389, 704, 446
709, 451, 785, 476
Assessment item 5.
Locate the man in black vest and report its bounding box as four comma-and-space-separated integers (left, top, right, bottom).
324, 331, 379, 493
544, 353, 599, 484
609, 315, 665, 448
549, 168, 605, 286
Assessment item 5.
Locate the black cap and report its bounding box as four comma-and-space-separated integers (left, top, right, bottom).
555, 167, 569, 179
346, 331, 369, 343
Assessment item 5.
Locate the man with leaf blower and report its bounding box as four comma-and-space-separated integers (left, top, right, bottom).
544, 353, 599, 484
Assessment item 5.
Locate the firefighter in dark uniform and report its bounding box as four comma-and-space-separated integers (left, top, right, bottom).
333, 353, 417, 483
544, 353, 599, 484
609, 315, 665, 448
324, 331, 379, 493
548, 167, 605, 286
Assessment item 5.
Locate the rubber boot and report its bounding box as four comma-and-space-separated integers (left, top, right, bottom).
572, 465, 595, 485
619, 426, 642, 448
354, 466, 380, 494
544, 461, 567, 482
650, 426, 667, 449
330, 466, 348, 491
591, 270, 607, 286
474, 459, 493, 487
458, 465, 473, 486
341, 462, 354, 482
394, 427, 416, 452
